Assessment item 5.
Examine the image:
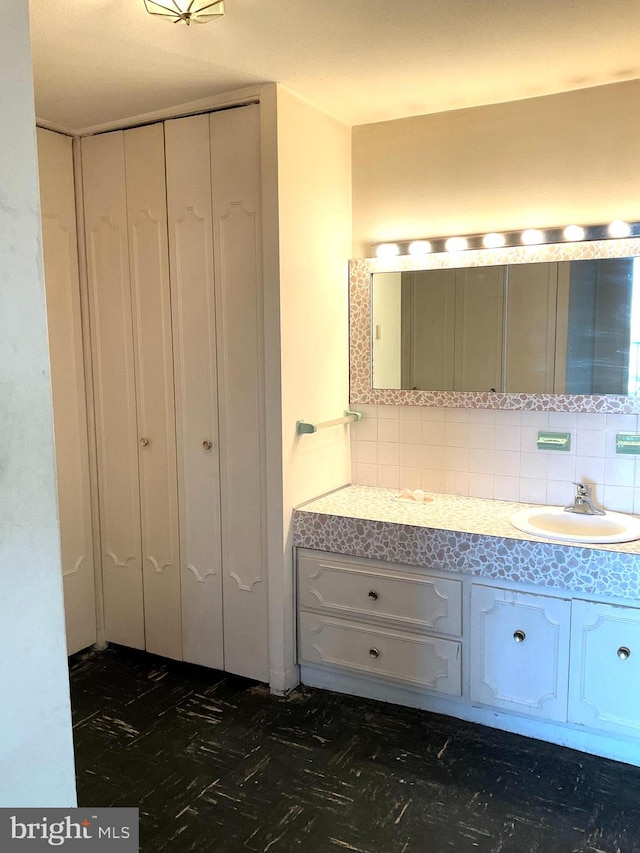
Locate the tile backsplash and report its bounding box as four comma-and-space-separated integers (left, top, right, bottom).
351, 406, 640, 514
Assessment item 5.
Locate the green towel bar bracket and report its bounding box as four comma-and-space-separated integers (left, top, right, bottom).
297, 410, 362, 435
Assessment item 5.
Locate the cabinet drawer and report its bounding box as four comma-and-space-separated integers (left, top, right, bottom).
299, 612, 462, 695
569, 600, 640, 736
470, 585, 570, 722
298, 552, 462, 636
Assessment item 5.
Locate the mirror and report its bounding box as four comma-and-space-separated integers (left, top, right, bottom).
372, 258, 637, 396
350, 238, 640, 412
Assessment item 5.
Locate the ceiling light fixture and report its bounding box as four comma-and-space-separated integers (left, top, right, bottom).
143, 0, 225, 25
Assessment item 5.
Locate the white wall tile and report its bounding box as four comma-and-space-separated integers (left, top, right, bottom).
521, 411, 549, 427
422, 407, 445, 422
494, 450, 520, 477
422, 469, 445, 492
378, 465, 400, 489
399, 443, 423, 468
576, 429, 605, 457
423, 421, 446, 445
493, 476, 519, 501
604, 457, 635, 487
399, 467, 421, 489
546, 453, 576, 482
469, 424, 494, 450
469, 448, 494, 474
378, 441, 400, 466
445, 408, 470, 423
469, 409, 495, 425
577, 413, 607, 430
351, 405, 639, 506
399, 419, 423, 444
445, 471, 469, 495
356, 462, 377, 486
357, 441, 377, 465
469, 473, 494, 499
445, 446, 470, 473
494, 424, 520, 452
519, 478, 547, 504
606, 414, 638, 431
603, 485, 634, 513
520, 452, 546, 479
423, 445, 446, 470
377, 418, 399, 443
445, 422, 470, 447
546, 479, 574, 506
574, 456, 605, 486
399, 406, 422, 420
354, 415, 378, 442
495, 411, 522, 426
378, 405, 401, 420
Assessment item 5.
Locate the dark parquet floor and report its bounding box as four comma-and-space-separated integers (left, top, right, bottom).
70, 645, 640, 853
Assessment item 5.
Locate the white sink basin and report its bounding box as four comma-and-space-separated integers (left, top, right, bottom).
510, 505, 640, 544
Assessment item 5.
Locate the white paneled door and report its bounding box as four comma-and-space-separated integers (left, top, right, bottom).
211, 105, 269, 682
165, 113, 224, 670
37, 128, 97, 655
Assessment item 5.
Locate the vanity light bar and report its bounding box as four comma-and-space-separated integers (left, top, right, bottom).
374, 220, 640, 258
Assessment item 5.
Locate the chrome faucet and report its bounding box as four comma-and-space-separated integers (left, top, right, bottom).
564, 482, 605, 516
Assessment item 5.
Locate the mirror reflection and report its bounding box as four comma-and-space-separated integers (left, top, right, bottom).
372, 258, 640, 396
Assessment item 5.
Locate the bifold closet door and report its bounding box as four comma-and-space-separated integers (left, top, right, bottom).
165, 114, 224, 670
82, 127, 182, 659
82, 131, 144, 650
124, 125, 182, 661
210, 105, 269, 682
37, 128, 96, 655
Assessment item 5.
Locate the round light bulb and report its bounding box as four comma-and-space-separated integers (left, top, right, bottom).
563, 225, 585, 241
608, 220, 631, 238
408, 240, 432, 255
376, 243, 400, 258
521, 229, 544, 245
482, 232, 506, 249
445, 236, 468, 252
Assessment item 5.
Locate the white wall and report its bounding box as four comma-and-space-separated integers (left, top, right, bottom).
269, 86, 351, 691
0, 3, 76, 806
352, 80, 640, 256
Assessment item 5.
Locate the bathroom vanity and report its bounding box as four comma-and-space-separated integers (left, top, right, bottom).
293, 485, 640, 766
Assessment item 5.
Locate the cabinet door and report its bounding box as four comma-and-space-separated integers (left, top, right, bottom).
124, 124, 182, 661
82, 132, 144, 650
470, 585, 570, 721
165, 114, 224, 670
569, 600, 640, 736
211, 105, 269, 682
454, 267, 504, 392
38, 128, 96, 654
504, 263, 558, 393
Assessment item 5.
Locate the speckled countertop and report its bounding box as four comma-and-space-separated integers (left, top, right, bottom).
293, 485, 640, 601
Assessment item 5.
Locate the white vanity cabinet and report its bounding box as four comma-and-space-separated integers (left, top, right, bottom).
569, 600, 640, 736
297, 550, 463, 696
469, 585, 571, 722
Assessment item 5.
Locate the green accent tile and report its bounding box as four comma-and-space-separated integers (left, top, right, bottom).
536, 431, 571, 451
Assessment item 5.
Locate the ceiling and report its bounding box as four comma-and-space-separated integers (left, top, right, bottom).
30, 0, 640, 133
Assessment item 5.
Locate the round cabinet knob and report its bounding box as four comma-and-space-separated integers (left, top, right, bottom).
513, 630, 526, 643
139, 437, 150, 447
369, 648, 380, 659
202, 440, 213, 451
617, 646, 631, 660
368, 590, 378, 601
